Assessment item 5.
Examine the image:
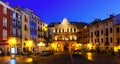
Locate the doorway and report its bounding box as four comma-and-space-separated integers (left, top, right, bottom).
0, 46, 4, 56
64, 43, 69, 51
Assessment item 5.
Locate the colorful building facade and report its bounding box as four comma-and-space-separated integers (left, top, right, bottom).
22, 8, 39, 52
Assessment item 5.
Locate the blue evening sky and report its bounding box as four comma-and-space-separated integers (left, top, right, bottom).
3, 0, 120, 24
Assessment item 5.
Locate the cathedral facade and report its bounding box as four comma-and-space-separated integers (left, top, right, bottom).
48, 18, 89, 52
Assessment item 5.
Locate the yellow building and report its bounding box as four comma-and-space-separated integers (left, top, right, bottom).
37, 21, 47, 43
37, 20, 48, 44
37, 21, 48, 52
21, 12, 31, 52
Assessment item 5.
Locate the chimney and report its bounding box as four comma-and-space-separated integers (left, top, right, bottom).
109, 14, 114, 18
5, 2, 9, 5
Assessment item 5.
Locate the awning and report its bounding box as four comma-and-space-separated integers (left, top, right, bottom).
0, 42, 9, 45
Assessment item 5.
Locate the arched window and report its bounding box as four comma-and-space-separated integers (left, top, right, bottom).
62, 29, 64, 32
55, 29, 57, 33
74, 28, 76, 32
67, 28, 69, 32
59, 28, 61, 33
70, 28, 72, 32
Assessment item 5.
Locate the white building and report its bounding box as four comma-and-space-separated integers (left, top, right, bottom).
113, 14, 120, 52
90, 16, 114, 52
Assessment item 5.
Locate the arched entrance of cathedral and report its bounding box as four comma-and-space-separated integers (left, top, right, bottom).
64, 43, 69, 51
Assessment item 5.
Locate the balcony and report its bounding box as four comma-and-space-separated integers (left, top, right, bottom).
12, 22, 17, 27
105, 42, 109, 45
96, 34, 99, 37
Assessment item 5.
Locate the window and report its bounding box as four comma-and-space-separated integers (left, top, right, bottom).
95, 39, 96, 42
13, 12, 16, 18
105, 37, 109, 45
101, 38, 103, 43
110, 37, 113, 43
16, 13, 18, 18
97, 38, 99, 42
91, 32, 93, 37
67, 28, 69, 32
3, 17, 7, 27
94, 31, 96, 36
17, 30, 21, 37
110, 28, 112, 33
106, 28, 108, 36
3, 29, 7, 40
12, 29, 16, 36
3, 6, 7, 14
62, 29, 64, 32
96, 31, 99, 37
74, 28, 76, 32
106, 22, 108, 26
59, 28, 61, 33
25, 15, 27, 22
18, 15, 21, 19
116, 27, 119, 33
101, 30, 103, 34
24, 25, 28, 30
55, 29, 57, 33
117, 38, 120, 45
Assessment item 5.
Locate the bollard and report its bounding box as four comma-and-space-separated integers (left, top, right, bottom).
11, 53, 16, 59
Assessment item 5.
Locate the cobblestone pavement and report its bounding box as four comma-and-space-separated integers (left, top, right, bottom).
82, 52, 120, 64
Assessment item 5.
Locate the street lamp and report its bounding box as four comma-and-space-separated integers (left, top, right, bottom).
87, 43, 92, 50
79, 43, 82, 46
26, 40, 33, 51
8, 37, 17, 47
8, 37, 17, 59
